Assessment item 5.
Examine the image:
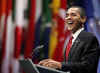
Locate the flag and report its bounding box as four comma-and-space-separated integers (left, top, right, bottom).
52, 0, 70, 62
48, 0, 60, 58
34, 0, 42, 47
24, 0, 36, 58
12, 0, 25, 73
0, 0, 1, 19
0, 0, 7, 47
0, 1, 7, 68
48, 19, 58, 58
32, 16, 42, 63
39, 0, 52, 59
1, 0, 13, 73
32, 0, 43, 63
91, 0, 100, 44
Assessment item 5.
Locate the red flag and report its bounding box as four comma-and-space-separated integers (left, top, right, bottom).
0, 0, 7, 59
52, 0, 70, 62
1, 0, 13, 73
24, 0, 36, 58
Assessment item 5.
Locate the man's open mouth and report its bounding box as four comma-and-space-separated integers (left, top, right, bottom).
67, 21, 73, 25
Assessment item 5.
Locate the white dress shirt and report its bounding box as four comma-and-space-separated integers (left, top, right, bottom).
72, 28, 84, 45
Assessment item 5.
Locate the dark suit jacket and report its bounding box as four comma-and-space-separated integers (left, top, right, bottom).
61, 31, 100, 73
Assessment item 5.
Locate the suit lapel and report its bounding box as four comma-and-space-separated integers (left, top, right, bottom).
68, 31, 85, 61
68, 38, 81, 59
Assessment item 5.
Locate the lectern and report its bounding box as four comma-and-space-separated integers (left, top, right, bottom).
19, 59, 69, 73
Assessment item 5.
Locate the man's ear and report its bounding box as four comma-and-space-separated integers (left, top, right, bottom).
81, 16, 87, 24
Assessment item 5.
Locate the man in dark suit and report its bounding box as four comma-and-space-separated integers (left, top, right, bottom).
38, 6, 100, 73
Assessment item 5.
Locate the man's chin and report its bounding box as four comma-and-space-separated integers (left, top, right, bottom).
67, 27, 73, 31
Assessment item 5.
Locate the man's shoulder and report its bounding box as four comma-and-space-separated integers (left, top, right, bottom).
78, 30, 97, 41
80, 31, 95, 37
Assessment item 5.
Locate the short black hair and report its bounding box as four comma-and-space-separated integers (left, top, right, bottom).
68, 6, 86, 18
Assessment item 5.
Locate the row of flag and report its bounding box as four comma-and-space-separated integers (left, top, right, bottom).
0, 0, 35, 73
0, 0, 70, 73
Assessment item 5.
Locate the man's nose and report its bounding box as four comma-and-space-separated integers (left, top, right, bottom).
65, 15, 71, 20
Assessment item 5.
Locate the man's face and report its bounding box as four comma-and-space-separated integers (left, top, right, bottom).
65, 7, 85, 33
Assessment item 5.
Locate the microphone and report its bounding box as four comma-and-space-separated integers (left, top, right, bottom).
32, 45, 44, 59
33, 45, 44, 51
32, 45, 44, 53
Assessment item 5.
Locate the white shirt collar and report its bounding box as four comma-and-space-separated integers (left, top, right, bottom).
72, 28, 84, 44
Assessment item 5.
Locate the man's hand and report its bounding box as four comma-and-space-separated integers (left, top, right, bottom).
38, 59, 62, 69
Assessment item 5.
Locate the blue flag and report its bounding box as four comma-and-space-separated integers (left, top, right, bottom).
97, 58, 100, 73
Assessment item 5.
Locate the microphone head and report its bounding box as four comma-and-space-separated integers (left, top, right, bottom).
35, 45, 44, 50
